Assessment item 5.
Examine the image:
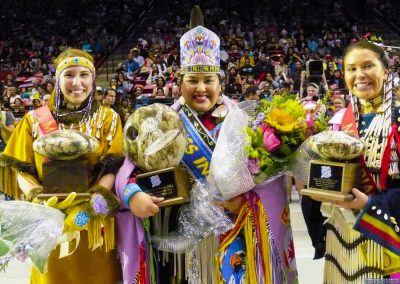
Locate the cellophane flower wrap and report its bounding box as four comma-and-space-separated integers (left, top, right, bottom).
210, 95, 327, 200
0, 201, 64, 273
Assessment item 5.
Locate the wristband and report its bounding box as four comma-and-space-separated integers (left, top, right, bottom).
123, 183, 142, 206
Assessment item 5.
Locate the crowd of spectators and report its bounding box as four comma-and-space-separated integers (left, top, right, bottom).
107, 0, 399, 115
374, 0, 400, 28
0, 0, 146, 121
1, 0, 400, 128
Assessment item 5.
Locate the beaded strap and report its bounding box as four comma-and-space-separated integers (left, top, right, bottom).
122, 183, 142, 206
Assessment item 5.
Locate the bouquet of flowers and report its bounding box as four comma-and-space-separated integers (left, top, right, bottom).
0, 201, 64, 273
209, 95, 328, 200
246, 95, 328, 184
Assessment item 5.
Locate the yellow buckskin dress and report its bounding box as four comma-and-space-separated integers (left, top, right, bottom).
0, 105, 123, 284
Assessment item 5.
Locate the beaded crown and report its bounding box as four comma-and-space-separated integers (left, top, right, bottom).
180, 26, 220, 73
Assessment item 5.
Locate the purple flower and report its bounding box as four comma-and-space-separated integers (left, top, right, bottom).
252, 113, 266, 130
248, 158, 261, 174
91, 194, 109, 216
263, 127, 281, 152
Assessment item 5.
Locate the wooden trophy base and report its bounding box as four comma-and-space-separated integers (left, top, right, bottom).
300, 188, 354, 201
136, 167, 191, 207
40, 158, 90, 199
306, 159, 359, 202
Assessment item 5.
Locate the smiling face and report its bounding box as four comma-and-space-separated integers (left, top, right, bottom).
59, 66, 93, 106
344, 48, 388, 100
181, 73, 221, 113
306, 85, 318, 97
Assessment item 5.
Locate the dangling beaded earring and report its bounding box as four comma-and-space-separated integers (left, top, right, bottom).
216, 95, 223, 105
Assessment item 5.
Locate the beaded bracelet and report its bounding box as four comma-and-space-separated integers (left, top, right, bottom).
123, 183, 142, 206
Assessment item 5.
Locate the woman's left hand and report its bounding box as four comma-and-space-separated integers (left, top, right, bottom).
336, 188, 368, 210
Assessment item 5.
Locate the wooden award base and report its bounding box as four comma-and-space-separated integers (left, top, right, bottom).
300, 188, 354, 201
41, 158, 90, 199
136, 167, 191, 207
304, 159, 359, 202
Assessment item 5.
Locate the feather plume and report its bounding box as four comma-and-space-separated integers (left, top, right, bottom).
190, 5, 204, 29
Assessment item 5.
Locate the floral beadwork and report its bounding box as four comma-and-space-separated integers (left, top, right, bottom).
91, 194, 109, 216
75, 211, 90, 227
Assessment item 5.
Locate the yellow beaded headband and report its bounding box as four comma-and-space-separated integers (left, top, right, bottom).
56, 56, 95, 77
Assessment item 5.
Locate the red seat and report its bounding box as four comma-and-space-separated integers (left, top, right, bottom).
143, 84, 155, 94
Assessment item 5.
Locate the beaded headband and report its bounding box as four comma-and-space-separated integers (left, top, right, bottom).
56, 56, 95, 77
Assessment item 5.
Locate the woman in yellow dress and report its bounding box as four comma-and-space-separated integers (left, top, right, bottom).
0, 48, 124, 284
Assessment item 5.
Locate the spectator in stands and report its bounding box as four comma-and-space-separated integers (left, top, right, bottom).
45, 81, 54, 94
110, 78, 118, 90
11, 97, 26, 113
170, 76, 182, 100
166, 46, 180, 66
330, 39, 344, 57
7, 87, 21, 107
240, 57, 256, 77
288, 60, 303, 93
19, 87, 31, 102
95, 86, 103, 104
324, 60, 337, 84
37, 85, 46, 100
41, 62, 53, 79
102, 88, 117, 108
31, 98, 42, 109
255, 53, 274, 83
241, 85, 260, 101
273, 57, 285, 76
154, 87, 166, 98
152, 76, 169, 97
0, 105, 16, 152
131, 47, 145, 67
124, 52, 140, 76
331, 69, 345, 90
316, 38, 329, 57
239, 49, 255, 68
259, 81, 272, 100
146, 64, 164, 84
116, 72, 127, 90
154, 55, 169, 77
120, 99, 131, 116
124, 111, 132, 124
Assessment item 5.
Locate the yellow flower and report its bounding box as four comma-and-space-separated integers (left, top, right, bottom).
266, 108, 298, 132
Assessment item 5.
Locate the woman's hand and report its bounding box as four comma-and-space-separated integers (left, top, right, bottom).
215, 195, 245, 214
336, 188, 368, 210
129, 192, 164, 218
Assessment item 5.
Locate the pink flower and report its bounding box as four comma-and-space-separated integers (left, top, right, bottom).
248, 158, 261, 174
260, 123, 268, 133
306, 114, 315, 129
305, 114, 315, 137
263, 127, 281, 152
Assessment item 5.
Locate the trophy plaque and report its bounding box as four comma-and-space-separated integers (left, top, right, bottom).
136, 167, 191, 207
39, 158, 91, 199
300, 131, 365, 202
33, 130, 99, 200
